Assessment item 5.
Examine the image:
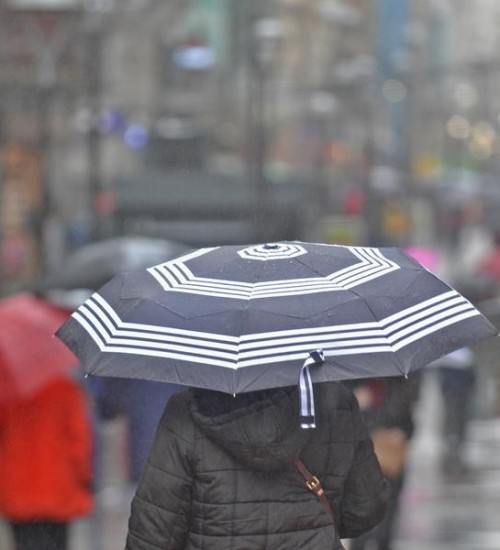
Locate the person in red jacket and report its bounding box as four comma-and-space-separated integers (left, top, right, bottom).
0, 375, 93, 550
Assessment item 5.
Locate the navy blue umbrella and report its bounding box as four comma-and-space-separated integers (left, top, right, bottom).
56, 242, 497, 428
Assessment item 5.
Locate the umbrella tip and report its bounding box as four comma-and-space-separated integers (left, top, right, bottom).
263, 243, 279, 250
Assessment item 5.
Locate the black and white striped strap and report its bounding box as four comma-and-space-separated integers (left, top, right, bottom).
299, 349, 325, 429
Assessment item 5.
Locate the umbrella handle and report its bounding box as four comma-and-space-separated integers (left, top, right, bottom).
299, 349, 325, 429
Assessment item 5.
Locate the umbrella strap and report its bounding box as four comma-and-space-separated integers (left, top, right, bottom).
299, 349, 325, 429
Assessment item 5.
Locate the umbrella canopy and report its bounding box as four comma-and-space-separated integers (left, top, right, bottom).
0, 293, 77, 402
56, 242, 497, 427
41, 236, 190, 292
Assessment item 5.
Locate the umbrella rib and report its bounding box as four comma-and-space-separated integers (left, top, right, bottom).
382, 296, 465, 332
150, 264, 185, 288
82, 310, 240, 362
82, 298, 239, 353
342, 287, 406, 375
91, 294, 239, 342
391, 309, 483, 351
381, 290, 459, 324
384, 302, 476, 341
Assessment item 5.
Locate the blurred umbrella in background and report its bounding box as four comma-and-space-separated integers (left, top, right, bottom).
404, 246, 442, 273
37, 236, 190, 485
0, 293, 77, 402
40, 237, 190, 293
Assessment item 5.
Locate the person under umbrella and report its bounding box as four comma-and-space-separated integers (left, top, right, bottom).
0, 373, 93, 550
0, 292, 94, 550
56, 242, 498, 549
125, 382, 390, 549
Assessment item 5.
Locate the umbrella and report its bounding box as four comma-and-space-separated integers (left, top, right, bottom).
0, 293, 77, 402
56, 242, 497, 428
40, 236, 190, 292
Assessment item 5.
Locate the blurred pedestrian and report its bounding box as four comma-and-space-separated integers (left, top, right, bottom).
125, 382, 390, 549
0, 375, 93, 550
347, 375, 420, 550
462, 230, 500, 301
89, 378, 182, 483
477, 230, 500, 285
117, 380, 182, 483
429, 347, 477, 477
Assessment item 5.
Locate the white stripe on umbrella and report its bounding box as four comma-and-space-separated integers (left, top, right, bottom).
154, 247, 397, 293
80, 298, 238, 357
146, 246, 401, 298
72, 312, 239, 369
75, 303, 391, 366
72, 291, 479, 370
76, 292, 476, 361
153, 245, 391, 293
148, 247, 219, 288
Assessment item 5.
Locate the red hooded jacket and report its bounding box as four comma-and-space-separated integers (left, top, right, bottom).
0, 376, 93, 521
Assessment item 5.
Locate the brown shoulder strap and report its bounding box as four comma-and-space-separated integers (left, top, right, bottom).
293, 458, 340, 534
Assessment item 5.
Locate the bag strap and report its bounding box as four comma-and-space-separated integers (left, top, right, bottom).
293, 458, 340, 534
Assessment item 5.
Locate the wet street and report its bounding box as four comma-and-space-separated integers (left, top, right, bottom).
393, 370, 500, 550
2, 371, 500, 549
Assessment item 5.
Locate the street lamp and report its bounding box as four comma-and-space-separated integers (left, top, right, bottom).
308, 91, 338, 214
82, 0, 114, 240
248, 16, 286, 241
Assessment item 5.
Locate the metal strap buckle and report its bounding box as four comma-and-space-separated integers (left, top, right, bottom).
306, 476, 321, 493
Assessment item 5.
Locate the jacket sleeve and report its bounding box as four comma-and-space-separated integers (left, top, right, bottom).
338, 393, 390, 539
125, 394, 194, 550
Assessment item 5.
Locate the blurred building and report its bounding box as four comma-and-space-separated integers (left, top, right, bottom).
407, 0, 500, 262
0, 2, 86, 291
0, 0, 384, 277
76, 0, 380, 247
2, 0, 500, 292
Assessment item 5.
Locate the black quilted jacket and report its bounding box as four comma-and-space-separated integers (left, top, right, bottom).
125, 383, 390, 549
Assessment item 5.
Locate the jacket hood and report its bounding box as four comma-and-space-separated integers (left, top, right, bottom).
189, 387, 311, 472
